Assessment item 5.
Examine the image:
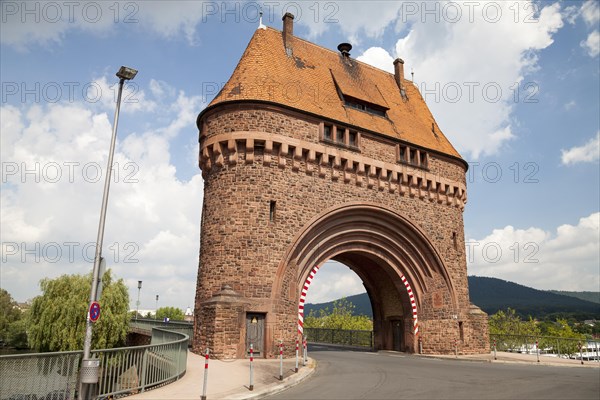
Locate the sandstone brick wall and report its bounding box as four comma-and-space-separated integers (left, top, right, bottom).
194, 103, 488, 358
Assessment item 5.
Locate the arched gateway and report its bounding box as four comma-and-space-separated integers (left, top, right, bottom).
193, 14, 488, 359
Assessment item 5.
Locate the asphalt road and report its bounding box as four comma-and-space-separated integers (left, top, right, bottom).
267, 345, 600, 400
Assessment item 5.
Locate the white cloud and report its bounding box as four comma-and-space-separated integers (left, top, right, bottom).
581, 0, 600, 27
293, 1, 403, 44
581, 30, 600, 57
561, 131, 600, 165
0, 87, 205, 309
564, 100, 577, 111
467, 212, 600, 291
0, 1, 212, 50
357, 1, 564, 159
357, 47, 394, 72
305, 262, 365, 304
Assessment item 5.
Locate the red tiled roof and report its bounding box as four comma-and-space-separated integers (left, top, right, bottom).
205, 26, 462, 159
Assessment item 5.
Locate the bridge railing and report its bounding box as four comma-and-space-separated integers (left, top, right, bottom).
130, 318, 194, 345
490, 333, 600, 361
304, 328, 374, 349
0, 327, 188, 400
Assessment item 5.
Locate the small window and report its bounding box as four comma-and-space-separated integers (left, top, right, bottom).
324, 125, 332, 141
399, 146, 407, 162
349, 131, 357, 147
420, 152, 428, 168
410, 150, 418, 165
269, 200, 276, 222
336, 128, 344, 143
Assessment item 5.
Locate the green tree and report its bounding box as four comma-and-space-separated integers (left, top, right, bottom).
0, 289, 23, 344
6, 317, 29, 349
28, 270, 130, 352
489, 308, 540, 351
304, 298, 373, 331
541, 318, 586, 357
156, 307, 185, 321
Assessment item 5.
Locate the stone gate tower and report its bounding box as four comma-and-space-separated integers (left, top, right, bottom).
194, 14, 488, 358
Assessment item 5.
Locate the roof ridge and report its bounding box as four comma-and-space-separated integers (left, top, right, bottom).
264, 26, 397, 79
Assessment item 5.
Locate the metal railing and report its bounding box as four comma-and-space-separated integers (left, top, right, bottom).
490, 333, 600, 361
129, 318, 194, 346
0, 349, 82, 400
304, 328, 374, 349
0, 327, 188, 400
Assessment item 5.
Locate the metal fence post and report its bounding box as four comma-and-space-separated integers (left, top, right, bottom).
140, 348, 148, 392
201, 348, 209, 400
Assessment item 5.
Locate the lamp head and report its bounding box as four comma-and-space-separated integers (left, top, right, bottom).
116, 66, 138, 81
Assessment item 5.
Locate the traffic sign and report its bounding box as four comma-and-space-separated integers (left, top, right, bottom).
89, 301, 101, 322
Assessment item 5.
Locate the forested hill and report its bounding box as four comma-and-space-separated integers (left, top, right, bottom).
305, 276, 600, 320
468, 276, 600, 318
548, 290, 600, 304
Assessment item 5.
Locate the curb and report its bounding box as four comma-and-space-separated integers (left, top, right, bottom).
221, 358, 317, 400
416, 353, 600, 368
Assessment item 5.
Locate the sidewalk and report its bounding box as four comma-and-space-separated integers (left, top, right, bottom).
129, 351, 315, 400
129, 349, 597, 400
419, 351, 600, 368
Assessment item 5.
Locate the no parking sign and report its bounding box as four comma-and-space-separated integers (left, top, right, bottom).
89, 301, 101, 322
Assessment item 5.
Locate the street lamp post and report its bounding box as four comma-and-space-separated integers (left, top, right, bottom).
79, 66, 137, 400
155, 294, 159, 320
136, 280, 142, 319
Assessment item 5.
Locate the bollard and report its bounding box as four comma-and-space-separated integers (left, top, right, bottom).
295, 339, 299, 373
304, 336, 308, 364
303, 337, 307, 366
493, 339, 497, 360
579, 342, 584, 365
536, 340, 540, 363
201, 348, 209, 400
249, 344, 254, 391
279, 341, 283, 380
418, 336, 423, 354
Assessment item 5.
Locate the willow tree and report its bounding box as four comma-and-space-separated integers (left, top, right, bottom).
28, 270, 130, 352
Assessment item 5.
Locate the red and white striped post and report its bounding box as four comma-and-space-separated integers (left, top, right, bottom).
535, 340, 540, 363
201, 348, 209, 400
249, 344, 254, 391
295, 339, 299, 373
303, 337, 307, 366
279, 341, 284, 380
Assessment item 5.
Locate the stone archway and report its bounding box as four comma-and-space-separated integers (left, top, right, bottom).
276, 202, 458, 353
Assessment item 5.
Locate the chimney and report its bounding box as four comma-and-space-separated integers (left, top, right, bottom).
337, 43, 352, 58
282, 13, 294, 56
394, 58, 407, 99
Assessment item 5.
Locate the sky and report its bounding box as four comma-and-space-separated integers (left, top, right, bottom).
1, 1, 599, 312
